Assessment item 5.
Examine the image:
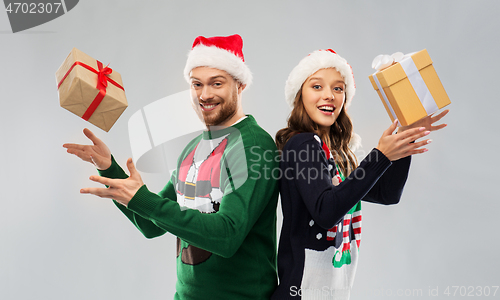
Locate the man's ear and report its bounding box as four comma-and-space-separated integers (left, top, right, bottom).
238, 83, 247, 94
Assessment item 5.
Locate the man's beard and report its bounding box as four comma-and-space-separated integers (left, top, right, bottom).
201, 89, 238, 126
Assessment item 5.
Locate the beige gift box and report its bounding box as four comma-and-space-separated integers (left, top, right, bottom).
55, 48, 128, 132
369, 49, 451, 127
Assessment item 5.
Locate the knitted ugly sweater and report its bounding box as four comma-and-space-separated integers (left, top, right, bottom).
99, 115, 279, 300
272, 133, 411, 300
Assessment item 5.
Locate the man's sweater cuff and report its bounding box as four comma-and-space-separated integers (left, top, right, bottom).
97, 155, 127, 179
127, 185, 159, 218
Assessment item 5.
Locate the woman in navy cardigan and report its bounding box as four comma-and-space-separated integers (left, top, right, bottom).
272, 49, 448, 300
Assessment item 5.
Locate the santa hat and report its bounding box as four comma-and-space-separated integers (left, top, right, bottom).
184, 34, 252, 87
285, 49, 355, 109
285, 49, 361, 150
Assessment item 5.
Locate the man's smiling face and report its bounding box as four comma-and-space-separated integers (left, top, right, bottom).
190, 67, 242, 127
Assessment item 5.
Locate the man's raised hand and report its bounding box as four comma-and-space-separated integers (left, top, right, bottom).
63, 128, 112, 170
80, 158, 144, 207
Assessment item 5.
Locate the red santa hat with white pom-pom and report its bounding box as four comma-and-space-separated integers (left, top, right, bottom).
184, 34, 252, 87
285, 49, 361, 150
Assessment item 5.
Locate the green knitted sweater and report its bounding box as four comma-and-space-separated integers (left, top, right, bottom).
99, 115, 279, 299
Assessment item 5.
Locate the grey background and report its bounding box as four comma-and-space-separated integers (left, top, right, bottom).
1, 1, 499, 299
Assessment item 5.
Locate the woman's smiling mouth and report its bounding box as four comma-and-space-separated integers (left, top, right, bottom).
317, 105, 335, 115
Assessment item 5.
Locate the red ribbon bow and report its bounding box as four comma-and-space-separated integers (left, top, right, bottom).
97, 63, 112, 88
57, 60, 124, 121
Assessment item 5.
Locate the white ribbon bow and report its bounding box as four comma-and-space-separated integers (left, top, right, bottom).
371, 52, 405, 71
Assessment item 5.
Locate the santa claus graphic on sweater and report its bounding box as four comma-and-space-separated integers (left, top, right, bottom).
175, 134, 229, 265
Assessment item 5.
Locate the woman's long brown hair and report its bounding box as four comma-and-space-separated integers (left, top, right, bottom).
275, 87, 358, 176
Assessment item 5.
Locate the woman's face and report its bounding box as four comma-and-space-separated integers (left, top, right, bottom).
301, 68, 346, 132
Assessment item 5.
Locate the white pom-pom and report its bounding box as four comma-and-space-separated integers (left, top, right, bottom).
349, 132, 362, 152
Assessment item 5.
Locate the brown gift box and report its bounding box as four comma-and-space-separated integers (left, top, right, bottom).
368, 49, 451, 127
55, 48, 128, 132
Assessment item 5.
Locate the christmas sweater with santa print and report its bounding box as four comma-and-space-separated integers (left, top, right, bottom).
272, 132, 411, 300
98, 115, 279, 300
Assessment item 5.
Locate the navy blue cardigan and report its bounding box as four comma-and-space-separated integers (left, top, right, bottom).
272, 133, 411, 299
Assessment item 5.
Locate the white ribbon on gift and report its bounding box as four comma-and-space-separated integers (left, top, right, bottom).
371, 68, 399, 125
371, 52, 405, 71
371, 52, 439, 125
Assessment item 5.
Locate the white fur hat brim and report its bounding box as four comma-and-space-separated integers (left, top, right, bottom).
184, 45, 253, 87
285, 50, 355, 109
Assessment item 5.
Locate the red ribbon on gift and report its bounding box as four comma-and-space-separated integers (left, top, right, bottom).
57, 60, 125, 121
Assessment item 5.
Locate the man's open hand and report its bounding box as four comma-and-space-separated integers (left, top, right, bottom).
63, 128, 112, 170
80, 158, 144, 207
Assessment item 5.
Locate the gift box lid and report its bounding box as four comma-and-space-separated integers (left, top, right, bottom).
369, 49, 432, 89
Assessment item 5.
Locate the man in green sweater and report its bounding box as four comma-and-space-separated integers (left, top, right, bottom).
63, 34, 279, 299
